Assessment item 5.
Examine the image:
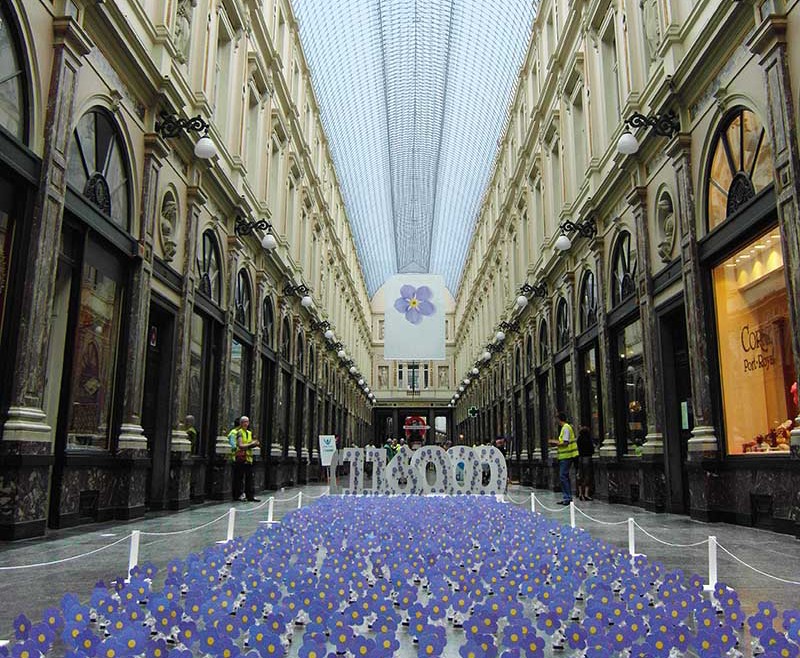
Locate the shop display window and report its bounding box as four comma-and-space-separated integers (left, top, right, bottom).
188, 312, 205, 454
712, 227, 797, 454
230, 337, 251, 417
555, 359, 572, 421
581, 345, 601, 442
66, 263, 123, 450
616, 319, 646, 454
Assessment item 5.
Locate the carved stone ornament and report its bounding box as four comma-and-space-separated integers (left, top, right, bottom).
641, 0, 661, 62
160, 193, 179, 263
656, 194, 675, 263
174, 0, 196, 64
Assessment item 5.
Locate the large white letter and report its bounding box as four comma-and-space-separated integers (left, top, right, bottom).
339, 447, 364, 495
447, 446, 480, 495
384, 445, 420, 494
410, 446, 452, 494
474, 445, 508, 495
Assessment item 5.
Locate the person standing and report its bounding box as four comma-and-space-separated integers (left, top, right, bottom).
549, 412, 578, 505
232, 416, 260, 502
576, 425, 594, 501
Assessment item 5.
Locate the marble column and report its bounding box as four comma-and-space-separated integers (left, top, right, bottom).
168, 184, 205, 507
668, 135, 719, 458
0, 18, 90, 540
748, 15, 800, 463
628, 186, 665, 456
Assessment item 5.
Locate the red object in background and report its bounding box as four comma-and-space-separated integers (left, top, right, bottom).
403, 416, 429, 446
791, 381, 798, 408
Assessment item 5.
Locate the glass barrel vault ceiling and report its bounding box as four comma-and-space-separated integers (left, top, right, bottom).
292, 0, 536, 297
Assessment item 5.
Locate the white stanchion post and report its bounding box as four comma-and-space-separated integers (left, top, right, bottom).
627, 518, 636, 557
127, 530, 140, 577
267, 497, 274, 523
569, 501, 576, 528
226, 508, 236, 541
704, 536, 717, 592
531, 492, 536, 513
297, 492, 303, 509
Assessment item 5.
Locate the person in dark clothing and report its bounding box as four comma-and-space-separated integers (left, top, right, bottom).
576, 425, 594, 501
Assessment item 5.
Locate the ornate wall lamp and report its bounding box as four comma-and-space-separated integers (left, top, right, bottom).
497, 320, 520, 342
554, 216, 598, 251
154, 111, 217, 159
234, 216, 277, 250
283, 283, 313, 308
617, 110, 680, 155
516, 281, 547, 308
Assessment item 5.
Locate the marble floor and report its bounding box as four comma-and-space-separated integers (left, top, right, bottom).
0, 482, 797, 643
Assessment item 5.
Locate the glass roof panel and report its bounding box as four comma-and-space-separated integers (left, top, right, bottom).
293, 0, 536, 296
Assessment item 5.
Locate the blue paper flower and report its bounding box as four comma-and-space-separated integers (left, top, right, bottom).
393, 285, 435, 325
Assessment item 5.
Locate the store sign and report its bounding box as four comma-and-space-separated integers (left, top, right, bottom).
318, 435, 337, 466
740, 324, 776, 373
336, 445, 507, 496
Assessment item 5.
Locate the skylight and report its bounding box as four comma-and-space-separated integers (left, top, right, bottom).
293, 0, 536, 296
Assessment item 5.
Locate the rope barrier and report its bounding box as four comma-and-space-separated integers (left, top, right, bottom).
505, 492, 528, 505
304, 488, 330, 500
138, 510, 231, 537
272, 492, 303, 503
716, 541, 800, 585
534, 499, 570, 513
573, 506, 629, 526
0, 534, 132, 570
236, 497, 272, 514
632, 520, 710, 548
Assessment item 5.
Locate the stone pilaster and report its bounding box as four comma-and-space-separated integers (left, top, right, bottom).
748, 15, 800, 460
627, 186, 665, 456
0, 17, 90, 540
668, 134, 719, 458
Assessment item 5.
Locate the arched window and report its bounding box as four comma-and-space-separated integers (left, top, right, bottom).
66, 109, 131, 229
281, 318, 291, 356
611, 231, 637, 306
579, 270, 598, 331
526, 334, 534, 373
262, 297, 275, 348
556, 297, 570, 351
538, 320, 549, 364
296, 332, 305, 371
234, 269, 252, 328
197, 230, 221, 303
0, 2, 28, 141
707, 108, 773, 231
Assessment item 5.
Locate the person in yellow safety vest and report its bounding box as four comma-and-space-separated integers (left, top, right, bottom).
549, 411, 578, 505
231, 416, 261, 502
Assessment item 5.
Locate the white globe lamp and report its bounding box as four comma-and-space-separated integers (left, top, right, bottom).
495, 331, 506, 343
337, 349, 347, 359
554, 234, 572, 251
194, 135, 217, 159
617, 130, 639, 155
358, 378, 365, 386
300, 295, 313, 308
324, 329, 335, 340
516, 295, 529, 309
482, 351, 491, 361
261, 233, 277, 251
471, 367, 479, 375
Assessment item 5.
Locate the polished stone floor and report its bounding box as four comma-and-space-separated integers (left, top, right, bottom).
0, 482, 797, 644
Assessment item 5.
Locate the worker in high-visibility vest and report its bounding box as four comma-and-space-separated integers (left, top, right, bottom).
549, 411, 578, 505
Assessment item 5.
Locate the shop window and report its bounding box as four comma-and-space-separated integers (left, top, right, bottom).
580, 345, 601, 442
197, 230, 222, 303
616, 318, 646, 453
707, 109, 773, 231
230, 338, 250, 417
556, 297, 570, 351
515, 347, 522, 383
308, 346, 315, 381
526, 334, 534, 373
0, 181, 14, 340
712, 227, 796, 455
611, 231, 637, 306
555, 359, 572, 420
188, 312, 205, 453
66, 110, 131, 229
281, 318, 291, 356
234, 269, 252, 328
296, 333, 305, 372
262, 297, 275, 348
579, 270, 597, 331
538, 320, 549, 364
0, 3, 27, 141
66, 263, 123, 450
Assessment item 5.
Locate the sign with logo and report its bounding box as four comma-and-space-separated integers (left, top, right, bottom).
468, 406, 478, 418
319, 435, 337, 466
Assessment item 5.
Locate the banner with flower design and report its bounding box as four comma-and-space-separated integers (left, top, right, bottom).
384, 274, 446, 359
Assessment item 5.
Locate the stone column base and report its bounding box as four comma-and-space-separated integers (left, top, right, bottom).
112, 455, 149, 520
168, 453, 194, 509
209, 456, 232, 501
688, 426, 719, 460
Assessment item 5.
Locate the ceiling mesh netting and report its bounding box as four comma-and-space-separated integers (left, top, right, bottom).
292, 0, 537, 296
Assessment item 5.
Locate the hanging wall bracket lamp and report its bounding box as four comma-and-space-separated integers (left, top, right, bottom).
234, 216, 277, 250
555, 216, 598, 251
154, 111, 217, 159
617, 111, 680, 155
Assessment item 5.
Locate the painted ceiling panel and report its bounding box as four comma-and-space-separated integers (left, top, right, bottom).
293, 0, 536, 296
